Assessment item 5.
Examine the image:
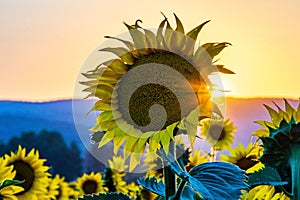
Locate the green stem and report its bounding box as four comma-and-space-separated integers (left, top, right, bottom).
164, 142, 176, 199
171, 180, 187, 200
290, 144, 300, 200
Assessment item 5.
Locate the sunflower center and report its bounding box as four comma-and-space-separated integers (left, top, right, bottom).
116, 50, 201, 132
82, 180, 98, 194
11, 160, 35, 194
208, 124, 226, 141
236, 156, 259, 170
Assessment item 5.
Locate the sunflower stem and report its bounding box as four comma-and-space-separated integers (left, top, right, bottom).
290, 144, 300, 200
164, 142, 176, 199
171, 180, 187, 200
210, 146, 217, 162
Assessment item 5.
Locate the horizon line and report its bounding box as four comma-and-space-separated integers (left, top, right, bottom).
0, 95, 298, 103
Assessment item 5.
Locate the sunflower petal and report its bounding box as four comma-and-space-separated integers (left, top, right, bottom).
124, 21, 148, 50
186, 20, 210, 41
98, 131, 114, 148
174, 13, 184, 34
144, 29, 158, 49
160, 130, 171, 154
157, 18, 167, 47
99, 47, 134, 65
104, 36, 134, 51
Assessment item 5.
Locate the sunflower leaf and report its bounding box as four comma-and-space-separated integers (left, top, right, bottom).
247, 166, 288, 187
0, 179, 24, 190
180, 185, 202, 200
189, 162, 248, 200
137, 177, 165, 197
78, 192, 132, 200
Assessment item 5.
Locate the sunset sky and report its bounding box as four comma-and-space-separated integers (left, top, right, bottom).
0, 0, 299, 101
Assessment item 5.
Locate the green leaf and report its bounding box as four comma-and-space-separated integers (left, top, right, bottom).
189, 162, 248, 200
78, 192, 132, 200
180, 186, 202, 200
137, 177, 165, 197
0, 179, 24, 190
247, 166, 288, 187
188, 176, 214, 199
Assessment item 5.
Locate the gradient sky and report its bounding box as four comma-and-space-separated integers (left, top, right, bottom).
0, 0, 299, 101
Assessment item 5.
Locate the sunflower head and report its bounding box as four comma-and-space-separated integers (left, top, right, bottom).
186, 150, 209, 172
0, 157, 24, 200
80, 13, 234, 171
220, 142, 264, 173
53, 174, 70, 200
253, 100, 300, 196
4, 145, 50, 199
200, 118, 236, 150
77, 172, 107, 197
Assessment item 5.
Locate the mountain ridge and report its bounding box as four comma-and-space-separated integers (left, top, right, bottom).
0, 97, 298, 153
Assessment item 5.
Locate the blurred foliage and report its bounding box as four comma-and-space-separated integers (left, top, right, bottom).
0, 130, 83, 181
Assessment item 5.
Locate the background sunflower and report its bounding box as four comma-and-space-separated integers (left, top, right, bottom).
220, 142, 263, 173
77, 172, 107, 197
200, 118, 236, 150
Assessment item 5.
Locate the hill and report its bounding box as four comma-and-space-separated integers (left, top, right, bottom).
0, 98, 298, 154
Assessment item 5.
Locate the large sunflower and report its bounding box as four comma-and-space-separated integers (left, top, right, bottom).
0, 157, 24, 200
220, 142, 263, 173
81, 13, 234, 170
3, 146, 50, 200
200, 118, 236, 150
77, 172, 107, 197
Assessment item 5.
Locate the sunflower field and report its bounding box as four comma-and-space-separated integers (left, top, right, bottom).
1, 13, 300, 200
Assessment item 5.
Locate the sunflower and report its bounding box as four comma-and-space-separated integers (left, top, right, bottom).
37, 177, 59, 200
81, 13, 234, 170
200, 118, 236, 150
52, 175, 70, 200
0, 157, 24, 200
3, 145, 50, 200
220, 142, 263, 173
106, 156, 128, 194
186, 150, 209, 172
67, 182, 80, 200
77, 172, 107, 197
240, 185, 290, 200
252, 100, 300, 198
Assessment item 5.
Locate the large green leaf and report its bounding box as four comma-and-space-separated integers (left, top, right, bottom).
247, 166, 288, 187
137, 177, 165, 197
78, 192, 131, 200
189, 162, 248, 200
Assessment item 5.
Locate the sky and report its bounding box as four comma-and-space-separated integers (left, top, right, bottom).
0, 0, 299, 101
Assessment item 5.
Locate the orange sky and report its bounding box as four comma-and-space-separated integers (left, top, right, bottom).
0, 0, 299, 101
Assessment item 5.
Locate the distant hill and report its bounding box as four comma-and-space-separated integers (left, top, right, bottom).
0, 98, 298, 154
